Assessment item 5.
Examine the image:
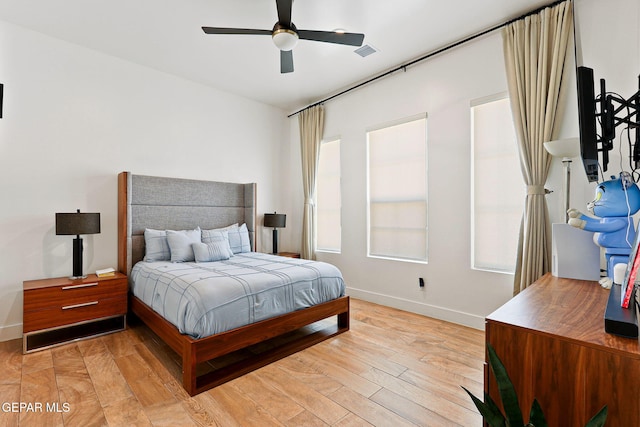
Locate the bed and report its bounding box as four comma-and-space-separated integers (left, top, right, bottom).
117, 172, 349, 396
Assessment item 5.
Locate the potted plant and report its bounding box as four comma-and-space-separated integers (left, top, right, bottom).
463, 344, 607, 427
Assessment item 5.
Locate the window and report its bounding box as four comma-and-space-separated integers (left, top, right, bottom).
367, 115, 427, 262
471, 95, 523, 273
316, 138, 341, 252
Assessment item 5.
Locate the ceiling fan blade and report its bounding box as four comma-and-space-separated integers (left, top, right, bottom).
280, 50, 294, 74
276, 0, 293, 26
202, 27, 272, 36
297, 30, 364, 46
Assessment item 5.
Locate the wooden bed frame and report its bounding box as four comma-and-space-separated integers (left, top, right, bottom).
117, 172, 349, 396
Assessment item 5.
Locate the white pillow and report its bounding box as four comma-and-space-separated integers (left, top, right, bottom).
166, 228, 201, 262
143, 228, 170, 262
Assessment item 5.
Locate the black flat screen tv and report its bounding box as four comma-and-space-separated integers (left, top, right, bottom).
577, 66, 601, 182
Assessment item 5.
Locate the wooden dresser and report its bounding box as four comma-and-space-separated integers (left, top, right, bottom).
23, 272, 127, 353
485, 273, 640, 426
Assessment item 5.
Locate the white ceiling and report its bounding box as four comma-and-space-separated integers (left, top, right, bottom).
0, 0, 553, 113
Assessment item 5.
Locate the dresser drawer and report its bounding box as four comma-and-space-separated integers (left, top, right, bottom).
24, 277, 127, 312
23, 294, 127, 333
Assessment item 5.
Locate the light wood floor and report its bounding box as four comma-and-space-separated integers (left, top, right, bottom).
0, 299, 485, 426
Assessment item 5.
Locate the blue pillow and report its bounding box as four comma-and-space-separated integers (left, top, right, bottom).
192, 241, 232, 262
201, 229, 233, 252
143, 228, 170, 262
166, 228, 201, 262
202, 224, 251, 254
228, 223, 252, 254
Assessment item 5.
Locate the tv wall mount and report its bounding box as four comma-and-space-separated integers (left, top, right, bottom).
577, 66, 640, 182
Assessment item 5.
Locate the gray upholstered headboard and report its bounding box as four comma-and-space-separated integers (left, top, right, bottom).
117, 172, 256, 277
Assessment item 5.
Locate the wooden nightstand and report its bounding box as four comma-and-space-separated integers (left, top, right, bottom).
23, 272, 127, 353
277, 252, 301, 258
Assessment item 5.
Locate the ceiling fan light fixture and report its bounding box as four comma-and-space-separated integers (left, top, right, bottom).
203, 1, 365, 73
272, 28, 298, 51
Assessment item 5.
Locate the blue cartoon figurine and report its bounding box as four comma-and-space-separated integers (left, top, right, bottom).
568, 172, 640, 283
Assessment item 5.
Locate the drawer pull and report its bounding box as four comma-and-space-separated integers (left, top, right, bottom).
62, 282, 99, 290
62, 301, 99, 310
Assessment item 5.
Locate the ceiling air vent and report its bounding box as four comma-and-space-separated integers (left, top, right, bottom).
354, 44, 378, 58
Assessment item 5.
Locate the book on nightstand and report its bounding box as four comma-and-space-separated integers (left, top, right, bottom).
96, 267, 116, 278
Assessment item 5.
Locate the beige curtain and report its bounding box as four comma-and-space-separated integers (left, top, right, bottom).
503, 1, 573, 295
299, 105, 325, 260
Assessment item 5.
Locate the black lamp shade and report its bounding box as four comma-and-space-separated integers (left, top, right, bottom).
56, 212, 101, 236
264, 213, 286, 228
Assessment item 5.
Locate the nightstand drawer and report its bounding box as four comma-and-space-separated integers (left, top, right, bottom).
277, 252, 300, 258
24, 277, 127, 312
23, 294, 127, 333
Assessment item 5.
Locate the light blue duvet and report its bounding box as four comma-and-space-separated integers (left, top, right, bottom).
130, 252, 346, 338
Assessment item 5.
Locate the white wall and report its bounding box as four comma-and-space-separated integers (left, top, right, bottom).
0, 20, 289, 341
286, 0, 640, 329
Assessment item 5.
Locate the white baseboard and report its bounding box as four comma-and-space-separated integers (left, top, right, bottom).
346, 287, 485, 331
0, 323, 22, 342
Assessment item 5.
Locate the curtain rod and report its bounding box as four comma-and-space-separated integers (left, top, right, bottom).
287, 0, 567, 118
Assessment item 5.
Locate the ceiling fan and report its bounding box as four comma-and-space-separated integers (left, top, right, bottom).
202, 0, 365, 73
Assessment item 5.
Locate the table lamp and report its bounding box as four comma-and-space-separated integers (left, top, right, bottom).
264, 212, 286, 254
56, 209, 101, 279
